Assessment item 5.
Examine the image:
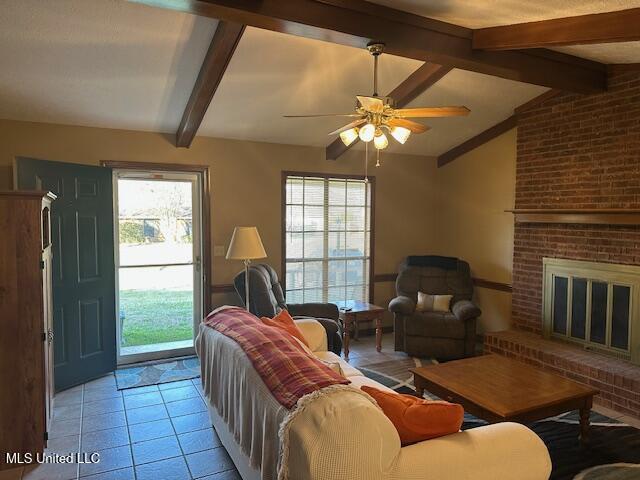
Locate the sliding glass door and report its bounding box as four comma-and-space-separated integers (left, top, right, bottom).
114, 170, 203, 364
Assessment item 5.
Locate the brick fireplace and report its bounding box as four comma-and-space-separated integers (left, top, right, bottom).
485, 66, 640, 419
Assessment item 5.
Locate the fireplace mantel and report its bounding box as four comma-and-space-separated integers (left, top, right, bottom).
506, 209, 640, 226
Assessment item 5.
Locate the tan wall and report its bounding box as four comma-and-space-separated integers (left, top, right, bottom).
0, 118, 517, 330
434, 128, 517, 332
0, 119, 439, 321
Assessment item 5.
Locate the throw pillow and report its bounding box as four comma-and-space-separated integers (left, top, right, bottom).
416, 292, 453, 312
361, 385, 463, 445
416, 291, 434, 312
291, 335, 314, 355
261, 309, 311, 348
433, 294, 453, 312
319, 360, 344, 376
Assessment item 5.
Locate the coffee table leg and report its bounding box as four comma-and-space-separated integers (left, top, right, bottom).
414, 375, 425, 398
579, 398, 592, 445
343, 315, 351, 361
354, 314, 359, 341
375, 316, 382, 352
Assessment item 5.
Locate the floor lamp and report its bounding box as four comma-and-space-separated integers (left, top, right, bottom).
226, 226, 267, 312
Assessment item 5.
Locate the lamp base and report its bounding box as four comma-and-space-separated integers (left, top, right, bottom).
244, 259, 251, 312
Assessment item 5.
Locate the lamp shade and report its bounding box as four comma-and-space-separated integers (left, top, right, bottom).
226, 227, 267, 260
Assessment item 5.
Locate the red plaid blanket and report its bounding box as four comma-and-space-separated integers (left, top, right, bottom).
203, 307, 349, 409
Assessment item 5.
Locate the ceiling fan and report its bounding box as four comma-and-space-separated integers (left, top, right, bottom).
284, 43, 470, 151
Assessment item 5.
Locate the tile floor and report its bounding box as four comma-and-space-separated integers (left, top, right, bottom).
2, 333, 638, 480
1, 375, 240, 480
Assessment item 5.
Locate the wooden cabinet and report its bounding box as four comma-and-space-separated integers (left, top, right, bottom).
0, 191, 55, 469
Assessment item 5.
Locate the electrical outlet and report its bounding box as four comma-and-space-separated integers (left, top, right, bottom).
214, 245, 226, 257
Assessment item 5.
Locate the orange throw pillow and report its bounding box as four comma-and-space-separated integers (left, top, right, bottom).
361, 385, 463, 445
261, 309, 310, 349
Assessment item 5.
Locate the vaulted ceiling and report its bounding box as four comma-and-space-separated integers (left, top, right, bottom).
0, 0, 637, 158
369, 0, 640, 63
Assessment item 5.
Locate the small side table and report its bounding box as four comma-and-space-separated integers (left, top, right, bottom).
335, 300, 385, 360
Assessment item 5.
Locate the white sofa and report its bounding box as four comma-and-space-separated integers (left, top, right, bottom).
197, 317, 552, 480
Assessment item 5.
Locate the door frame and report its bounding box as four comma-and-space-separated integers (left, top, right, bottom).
102, 161, 211, 365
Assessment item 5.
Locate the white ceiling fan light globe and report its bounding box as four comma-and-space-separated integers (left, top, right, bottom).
374, 131, 388, 150
339, 127, 359, 146
358, 123, 376, 142
390, 126, 411, 144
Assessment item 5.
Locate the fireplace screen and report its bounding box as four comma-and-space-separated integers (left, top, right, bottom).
543, 258, 639, 365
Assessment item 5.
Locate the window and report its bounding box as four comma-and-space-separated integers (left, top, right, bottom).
283, 173, 373, 304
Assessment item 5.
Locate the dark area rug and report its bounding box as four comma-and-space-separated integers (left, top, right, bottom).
359, 360, 640, 480
115, 356, 200, 389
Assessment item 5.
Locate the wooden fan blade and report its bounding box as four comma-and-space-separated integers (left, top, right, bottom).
394, 106, 470, 118
328, 118, 366, 136
388, 118, 430, 134
283, 113, 362, 118
356, 95, 384, 113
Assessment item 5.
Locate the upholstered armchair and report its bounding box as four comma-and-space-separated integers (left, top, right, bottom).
233, 264, 343, 354
389, 256, 481, 360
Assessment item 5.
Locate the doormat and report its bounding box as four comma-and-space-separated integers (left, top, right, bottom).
115, 356, 200, 390
359, 359, 640, 480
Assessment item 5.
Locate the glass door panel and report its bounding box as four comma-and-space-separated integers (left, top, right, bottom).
115, 174, 202, 363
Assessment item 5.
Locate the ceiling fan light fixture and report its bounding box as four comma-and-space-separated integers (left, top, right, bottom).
390, 126, 411, 144
339, 127, 359, 146
359, 123, 376, 142
374, 131, 388, 150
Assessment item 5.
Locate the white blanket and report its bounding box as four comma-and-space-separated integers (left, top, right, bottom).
196, 324, 289, 480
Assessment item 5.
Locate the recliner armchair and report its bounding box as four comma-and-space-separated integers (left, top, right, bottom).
233, 264, 343, 355
389, 256, 480, 360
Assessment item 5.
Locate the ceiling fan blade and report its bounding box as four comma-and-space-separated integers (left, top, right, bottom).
328, 118, 367, 136
356, 95, 384, 113
283, 113, 362, 118
388, 118, 430, 134
394, 106, 470, 118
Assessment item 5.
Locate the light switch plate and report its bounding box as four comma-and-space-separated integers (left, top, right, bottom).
214, 245, 226, 257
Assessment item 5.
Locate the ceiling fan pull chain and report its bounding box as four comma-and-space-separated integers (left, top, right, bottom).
364, 142, 369, 182
376, 148, 381, 167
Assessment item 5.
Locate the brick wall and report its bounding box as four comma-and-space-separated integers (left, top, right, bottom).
512, 68, 640, 333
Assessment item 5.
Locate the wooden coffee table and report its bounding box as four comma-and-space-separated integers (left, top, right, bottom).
335, 300, 384, 360
411, 354, 598, 444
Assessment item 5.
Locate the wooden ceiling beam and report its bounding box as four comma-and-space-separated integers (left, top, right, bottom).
176, 21, 245, 148
437, 115, 517, 168
437, 89, 561, 167
387, 63, 453, 107
473, 8, 640, 50
131, 0, 606, 94
326, 63, 452, 160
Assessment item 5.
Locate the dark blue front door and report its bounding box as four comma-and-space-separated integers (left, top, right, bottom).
16, 158, 116, 391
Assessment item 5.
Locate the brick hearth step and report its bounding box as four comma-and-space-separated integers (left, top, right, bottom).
484, 330, 640, 419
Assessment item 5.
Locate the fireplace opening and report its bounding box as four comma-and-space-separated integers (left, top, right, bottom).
543, 258, 639, 365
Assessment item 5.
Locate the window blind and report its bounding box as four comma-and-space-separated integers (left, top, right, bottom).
284, 175, 372, 304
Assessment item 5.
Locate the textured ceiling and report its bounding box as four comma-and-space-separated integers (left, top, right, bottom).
199, 28, 422, 150
554, 42, 640, 63
0, 0, 637, 157
368, 0, 640, 27
0, 0, 217, 133
200, 27, 546, 156
369, 0, 640, 63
